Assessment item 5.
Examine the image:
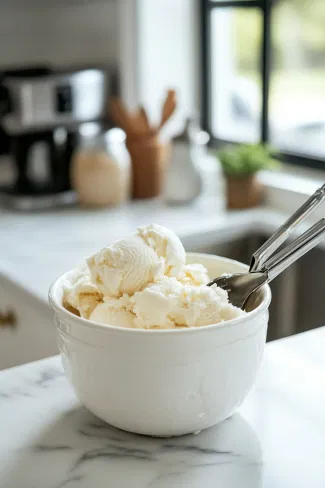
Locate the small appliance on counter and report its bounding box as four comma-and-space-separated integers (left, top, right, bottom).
0, 65, 114, 210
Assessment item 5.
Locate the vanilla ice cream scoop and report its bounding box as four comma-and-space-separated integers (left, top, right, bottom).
90, 297, 135, 328
64, 224, 246, 329
130, 277, 244, 329
87, 235, 165, 297
177, 263, 209, 286
130, 278, 183, 329
87, 224, 186, 297
63, 268, 103, 319
177, 284, 245, 327
137, 224, 186, 277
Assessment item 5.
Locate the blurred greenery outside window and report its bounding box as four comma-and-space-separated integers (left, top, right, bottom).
202, 0, 325, 169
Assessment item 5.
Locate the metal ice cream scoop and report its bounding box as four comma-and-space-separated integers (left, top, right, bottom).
208, 184, 325, 310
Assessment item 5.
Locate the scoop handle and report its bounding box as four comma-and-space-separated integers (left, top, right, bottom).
250, 184, 325, 272
263, 218, 325, 282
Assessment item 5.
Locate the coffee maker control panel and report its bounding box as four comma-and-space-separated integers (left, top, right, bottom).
56, 84, 73, 114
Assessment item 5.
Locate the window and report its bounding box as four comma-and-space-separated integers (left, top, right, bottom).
201, 0, 325, 168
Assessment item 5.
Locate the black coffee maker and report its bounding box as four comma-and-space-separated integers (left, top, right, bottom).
0, 65, 109, 209
8, 128, 76, 196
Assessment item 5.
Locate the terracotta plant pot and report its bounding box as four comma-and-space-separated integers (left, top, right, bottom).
225, 174, 263, 209
126, 135, 170, 199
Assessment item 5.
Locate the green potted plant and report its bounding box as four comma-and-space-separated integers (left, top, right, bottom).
217, 144, 278, 209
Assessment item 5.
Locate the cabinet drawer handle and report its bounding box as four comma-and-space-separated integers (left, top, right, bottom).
0, 309, 17, 330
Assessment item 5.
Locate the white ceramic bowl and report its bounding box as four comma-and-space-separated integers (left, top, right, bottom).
49, 253, 271, 437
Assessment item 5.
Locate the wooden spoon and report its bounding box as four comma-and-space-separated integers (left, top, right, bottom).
131, 106, 151, 136
138, 106, 151, 133
157, 89, 176, 131
110, 97, 138, 135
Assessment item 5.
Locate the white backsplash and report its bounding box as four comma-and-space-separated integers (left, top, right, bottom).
0, 0, 117, 69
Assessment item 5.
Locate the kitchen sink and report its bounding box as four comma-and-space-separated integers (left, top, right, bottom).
185, 232, 325, 342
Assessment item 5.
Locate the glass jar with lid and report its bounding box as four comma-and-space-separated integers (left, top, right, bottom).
71, 125, 131, 207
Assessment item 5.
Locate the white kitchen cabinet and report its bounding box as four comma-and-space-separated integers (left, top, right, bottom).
0, 274, 58, 370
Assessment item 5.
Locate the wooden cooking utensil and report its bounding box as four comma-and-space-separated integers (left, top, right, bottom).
138, 106, 151, 134
131, 106, 151, 136
109, 90, 176, 200
110, 97, 137, 134
157, 89, 176, 130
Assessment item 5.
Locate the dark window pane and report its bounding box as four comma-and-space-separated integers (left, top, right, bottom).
210, 8, 262, 143
210, 0, 256, 2
270, 0, 325, 158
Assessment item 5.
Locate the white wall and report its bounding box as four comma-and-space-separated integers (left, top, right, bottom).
136, 0, 200, 137
0, 0, 200, 134
0, 1, 117, 69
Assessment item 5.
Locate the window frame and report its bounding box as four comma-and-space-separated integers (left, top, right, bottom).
200, 0, 325, 170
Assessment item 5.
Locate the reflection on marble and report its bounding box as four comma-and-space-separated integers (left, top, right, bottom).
0, 357, 262, 488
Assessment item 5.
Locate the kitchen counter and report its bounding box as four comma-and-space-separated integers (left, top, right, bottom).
1, 326, 325, 488
0, 197, 302, 304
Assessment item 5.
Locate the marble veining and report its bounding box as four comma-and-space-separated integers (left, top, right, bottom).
0, 357, 263, 488
1, 329, 325, 487
0, 365, 64, 401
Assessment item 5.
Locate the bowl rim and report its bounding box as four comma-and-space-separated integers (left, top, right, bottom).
49, 252, 272, 336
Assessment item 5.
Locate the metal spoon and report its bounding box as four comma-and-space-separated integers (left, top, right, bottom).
250, 183, 325, 271
208, 185, 325, 310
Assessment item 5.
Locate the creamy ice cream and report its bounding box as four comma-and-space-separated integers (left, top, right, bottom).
63, 223, 245, 328
87, 235, 164, 297
130, 278, 183, 329
87, 224, 186, 298
177, 263, 209, 286
137, 224, 186, 277
89, 299, 135, 328
129, 278, 244, 329
63, 268, 102, 319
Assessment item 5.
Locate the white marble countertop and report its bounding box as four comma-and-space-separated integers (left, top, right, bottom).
1, 196, 325, 486
1, 326, 325, 488
0, 197, 296, 305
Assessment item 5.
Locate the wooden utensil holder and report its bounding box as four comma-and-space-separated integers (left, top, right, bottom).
126, 135, 169, 199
